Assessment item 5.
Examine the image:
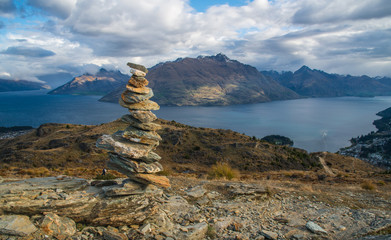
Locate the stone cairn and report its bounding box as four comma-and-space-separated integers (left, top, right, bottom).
96, 63, 170, 188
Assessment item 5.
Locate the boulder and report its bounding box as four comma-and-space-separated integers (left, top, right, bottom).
0, 177, 162, 226
0, 215, 37, 236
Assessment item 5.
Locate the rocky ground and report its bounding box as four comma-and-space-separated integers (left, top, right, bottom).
0, 174, 390, 240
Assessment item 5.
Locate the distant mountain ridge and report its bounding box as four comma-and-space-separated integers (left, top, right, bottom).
48, 68, 129, 95
0, 79, 50, 92
262, 66, 391, 97
48, 54, 391, 105
100, 53, 299, 106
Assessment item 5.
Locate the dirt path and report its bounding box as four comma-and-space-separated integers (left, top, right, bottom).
319, 152, 336, 176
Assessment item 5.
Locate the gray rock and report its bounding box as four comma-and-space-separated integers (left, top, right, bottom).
121, 89, 153, 104
225, 182, 267, 195
178, 222, 208, 240
261, 230, 278, 240
0, 215, 37, 236
306, 221, 327, 234
109, 153, 163, 173
127, 62, 148, 74
128, 110, 157, 123
121, 114, 162, 131
185, 185, 207, 198
0, 177, 162, 226
96, 132, 153, 159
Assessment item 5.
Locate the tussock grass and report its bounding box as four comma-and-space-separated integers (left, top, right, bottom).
361, 180, 377, 191
208, 162, 240, 180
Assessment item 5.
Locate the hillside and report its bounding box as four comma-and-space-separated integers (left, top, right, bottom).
1, 120, 389, 240
262, 66, 391, 97
0, 79, 50, 92
48, 69, 129, 95
100, 54, 300, 106
339, 107, 391, 169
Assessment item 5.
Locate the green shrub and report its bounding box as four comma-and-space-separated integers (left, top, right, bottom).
208, 162, 239, 180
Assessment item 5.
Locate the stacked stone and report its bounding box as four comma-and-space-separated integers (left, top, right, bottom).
97, 63, 169, 188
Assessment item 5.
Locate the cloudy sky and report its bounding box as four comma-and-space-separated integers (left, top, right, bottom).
0, 0, 391, 84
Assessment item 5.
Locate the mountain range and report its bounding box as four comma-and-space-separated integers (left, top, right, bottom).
3, 54, 391, 106
0, 79, 49, 92
100, 53, 299, 105
48, 68, 129, 95
262, 66, 391, 97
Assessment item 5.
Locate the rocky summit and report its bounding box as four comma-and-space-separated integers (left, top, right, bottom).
96, 63, 169, 188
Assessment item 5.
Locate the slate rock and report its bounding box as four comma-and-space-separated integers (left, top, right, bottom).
96, 132, 153, 159
123, 126, 162, 144
119, 98, 160, 111
128, 111, 157, 123
40, 213, 76, 238
121, 89, 153, 104
185, 185, 207, 198
306, 221, 327, 234
261, 230, 278, 240
121, 114, 162, 131
109, 153, 163, 173
0, 215, 37, 236
128, 76, 149, 88
127, 62, 148, 74
125, 85, 151, 94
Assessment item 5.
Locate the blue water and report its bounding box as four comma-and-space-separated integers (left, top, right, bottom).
1, 90, 391, 152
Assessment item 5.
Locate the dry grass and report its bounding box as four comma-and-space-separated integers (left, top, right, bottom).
208, 162, 240, 180
361, 180, 377, 191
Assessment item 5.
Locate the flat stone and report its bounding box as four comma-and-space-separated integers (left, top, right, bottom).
133, 174, 170, 188
128, 111, 157, 123
40, 213, 76, 238
185, 185, 207, 198
261, 230, 278, 240
127, 62, 148, 74
0, 215, 37, 236
128, 76, 149, 88
102, 180, 145, 196
306, 221, 327, 234
121, 115, 162, 131
139, 151, 161, 163
110, 154, 163, 173
131, 69, 146, 77
123, 126, 162, 145
119, 98, 160, 111
96, 132, 153, 159
125, 85, 151, 94
121, 89, 153, 104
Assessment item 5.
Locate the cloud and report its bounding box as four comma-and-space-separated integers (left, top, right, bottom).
27, 0, 76, 19
0, 0, 16, 16
0, 0, 391, 82
1, 46, 56, 57
293, 0, 391, 24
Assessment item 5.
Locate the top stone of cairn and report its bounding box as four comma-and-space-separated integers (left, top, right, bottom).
127, 62, 148, 74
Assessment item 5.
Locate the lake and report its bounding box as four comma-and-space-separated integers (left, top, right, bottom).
1, 90, 391, 153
